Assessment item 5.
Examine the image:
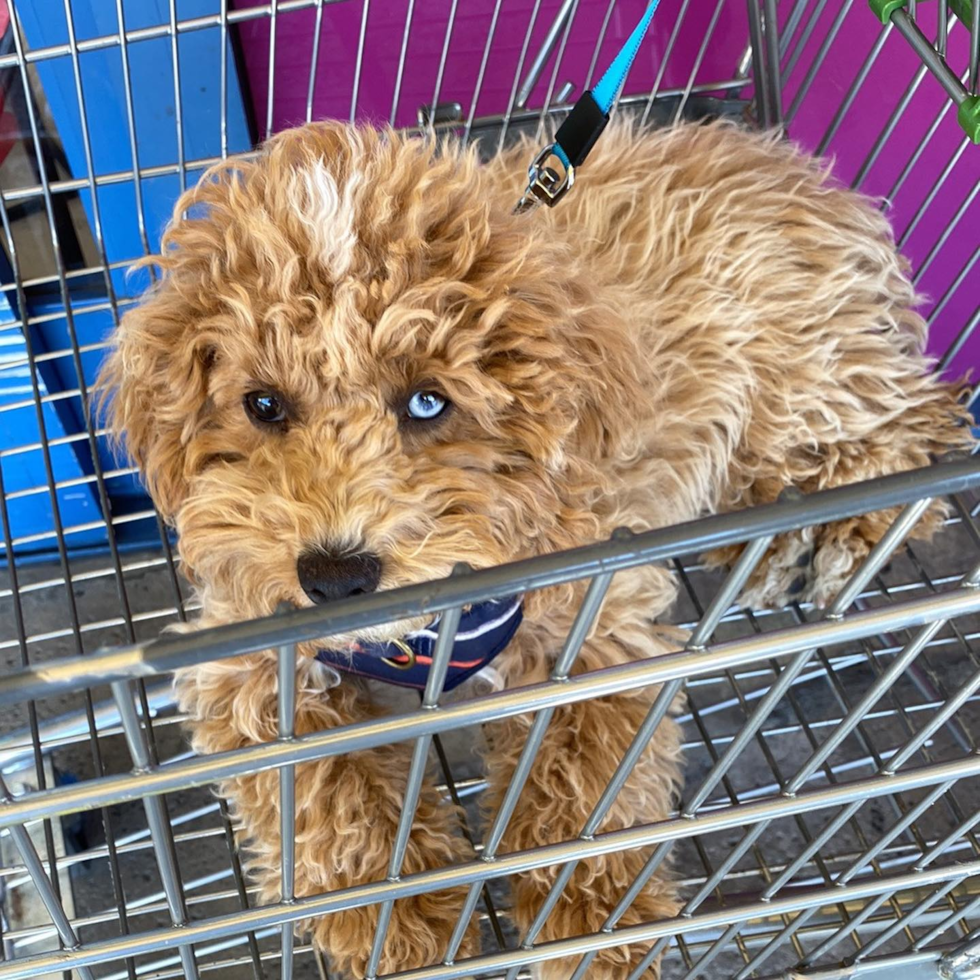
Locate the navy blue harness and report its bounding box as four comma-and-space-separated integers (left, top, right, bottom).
315, 596, 523, 691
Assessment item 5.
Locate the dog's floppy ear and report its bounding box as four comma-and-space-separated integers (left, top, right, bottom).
98, 294, 214, 522
99, 153, 252, 520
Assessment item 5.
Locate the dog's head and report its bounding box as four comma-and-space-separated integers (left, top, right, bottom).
101, 123, 640, 632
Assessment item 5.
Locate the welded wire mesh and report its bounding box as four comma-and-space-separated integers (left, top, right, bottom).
0, 1, 979, 979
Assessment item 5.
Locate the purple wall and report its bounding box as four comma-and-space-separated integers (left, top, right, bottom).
232, 0, 979, 380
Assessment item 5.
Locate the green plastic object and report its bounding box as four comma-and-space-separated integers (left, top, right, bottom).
959, 95, 980, 144
947, 0, 974, 26
870, 0, 976, 23
868, 0, 907, 23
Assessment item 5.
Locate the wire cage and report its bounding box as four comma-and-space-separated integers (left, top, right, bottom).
0, 1, 979, 979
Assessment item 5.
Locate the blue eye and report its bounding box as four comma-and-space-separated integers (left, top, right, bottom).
406, 391, 448, 420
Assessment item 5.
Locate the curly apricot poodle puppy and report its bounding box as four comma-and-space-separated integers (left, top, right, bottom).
101, 118, 971, 979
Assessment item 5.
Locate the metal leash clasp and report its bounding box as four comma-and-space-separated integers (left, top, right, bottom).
515, 144, 575, 214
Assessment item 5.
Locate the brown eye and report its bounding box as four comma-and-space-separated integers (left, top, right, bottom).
244, 390, 287, 425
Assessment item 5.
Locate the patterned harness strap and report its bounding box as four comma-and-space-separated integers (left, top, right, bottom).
315, 595, 524, 691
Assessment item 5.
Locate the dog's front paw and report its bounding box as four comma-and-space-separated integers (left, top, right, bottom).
717, 520, 880, 612
725, 529, 817, 611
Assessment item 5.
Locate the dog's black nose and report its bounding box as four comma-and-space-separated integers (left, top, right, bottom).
297, 550, 382, 605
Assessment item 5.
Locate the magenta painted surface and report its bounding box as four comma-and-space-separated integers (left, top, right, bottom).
232, 0, 979, 380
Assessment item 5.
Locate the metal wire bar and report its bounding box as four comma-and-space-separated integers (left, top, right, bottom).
278, 643, 297, 980
110, 681, 200, 980
213, 795, 267, 980
936, 296, 980, 371
942, 933, 980, 978
304, 0, 326, 125
443, 572, 613, 963
584, 0, 617, 90
724, 563, 980, 971
0, 299, 138, 341
777, 0, 811, 60
884, 70, 968, 210
971, 0, 980, 93
912, 890, 980, 950
899, 135, 970, 249
389, 0, 416, 125
808, 804, 980, 963
792, 618, 965, 788
366, 597, 464, 978
692, 497, 932, 817
168, 0, 187, 190
671, 0, 727, 124
3, 682, 968, 810
60, 1, 122, 333
516, 0, 575, 109
892, 8, 969, 102
112, 0, 156, 268
734, 780, 959, 978
862, 568, 980, 833
94, 932, 316, 980
834, 877, 966, 965
0, 19, 150, 976
6, 850, 980, 980
747, 0, 772, 128
0, 778, 95, 980
6, 0, 160, 666
912, 178, 980, 285
642, 673, 884, 974
423, 0, 460, 137
648, 501, 950, 972
640, 0, 694, 126
4, 823, 972, 937
5, 467, 139, 503
220, 0, 230, 156
785, 0, 856, 122
938, 0, 950, 56
0, 602, 196, 656
11, 460, 974, 705
667, 614, 871, 976
9, 509, 157, 549
428, 734, 507, 952
496, 0, 543, 151
265, 0, 279, 139
763, 0, 782, 123
781, 0, 831, 85
0, 341, 113, 377
1, 812, 221, 893
930, 254, 979, 339
0, 600, 976, 805
463, 0, 505, 145
0, 74, 748, 208
349, 0, 370, 123
832, 24, 926, 176
535, 0, 581, 137
0, 0, 351, 71
556, 536, 776, 980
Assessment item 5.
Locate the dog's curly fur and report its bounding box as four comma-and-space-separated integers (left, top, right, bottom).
100, 119, 972, 979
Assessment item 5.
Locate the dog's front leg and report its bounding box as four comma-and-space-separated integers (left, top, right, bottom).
176, 652, 479, 978
484, 622, 685, 980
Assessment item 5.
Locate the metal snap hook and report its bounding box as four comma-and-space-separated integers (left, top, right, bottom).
515, 144, 575, 214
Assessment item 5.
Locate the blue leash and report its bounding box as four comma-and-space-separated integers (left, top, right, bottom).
516, 0, 661, 213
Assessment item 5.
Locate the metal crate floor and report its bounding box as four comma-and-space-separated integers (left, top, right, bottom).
2, 493, 978, 980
